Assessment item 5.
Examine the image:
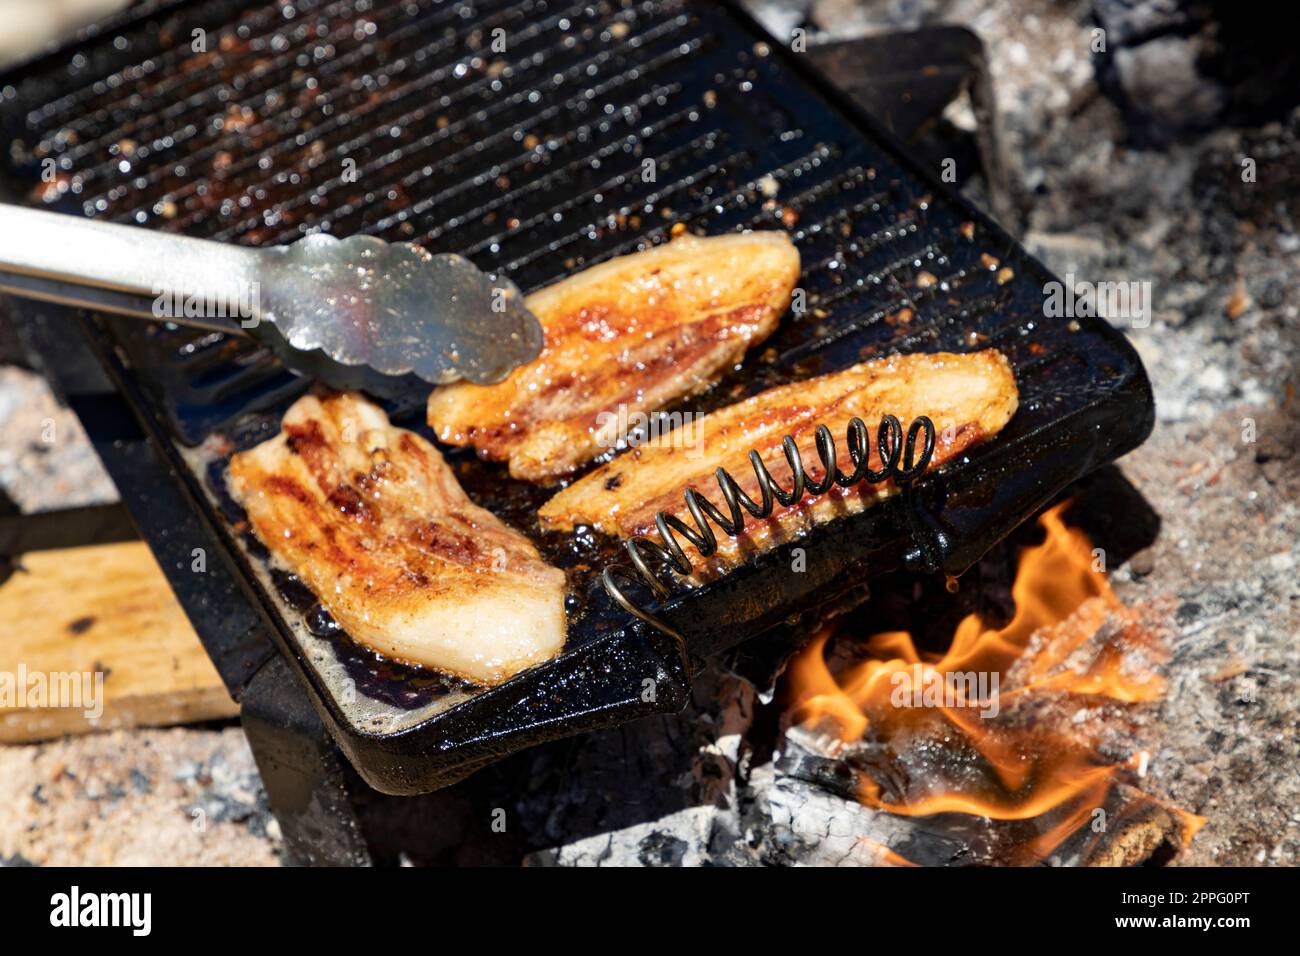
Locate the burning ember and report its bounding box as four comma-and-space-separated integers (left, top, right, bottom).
783, 502, 1204, 865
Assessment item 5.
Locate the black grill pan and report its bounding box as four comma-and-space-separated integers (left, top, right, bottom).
0, 0, 1153, 793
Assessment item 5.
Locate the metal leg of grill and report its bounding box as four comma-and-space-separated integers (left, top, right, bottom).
240, 654, 372, 867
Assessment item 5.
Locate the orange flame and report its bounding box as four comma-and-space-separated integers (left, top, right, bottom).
785, 501, 1203, 861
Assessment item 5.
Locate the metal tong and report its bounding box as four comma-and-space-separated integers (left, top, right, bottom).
0, 204, 544, 394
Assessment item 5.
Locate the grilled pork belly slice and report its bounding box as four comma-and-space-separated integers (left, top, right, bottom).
427, 231, 800, 482
539, 350, 1018, 575
228, 393, 565, 685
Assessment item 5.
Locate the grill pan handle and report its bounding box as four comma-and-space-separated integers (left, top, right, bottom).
0, 203, 259, 334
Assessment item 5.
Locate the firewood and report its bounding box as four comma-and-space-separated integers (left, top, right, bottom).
0, 542, 237, 743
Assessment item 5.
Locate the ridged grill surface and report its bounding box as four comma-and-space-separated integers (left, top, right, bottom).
0, 0, 1096, 422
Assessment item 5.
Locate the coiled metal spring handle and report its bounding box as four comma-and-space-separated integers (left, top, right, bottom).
600, 414, 937, 658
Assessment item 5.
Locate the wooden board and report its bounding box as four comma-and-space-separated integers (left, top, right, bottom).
0, 541, 237, 743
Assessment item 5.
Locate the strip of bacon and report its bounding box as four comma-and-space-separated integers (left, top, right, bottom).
538, 350, 1019, 576
427, 231, 800, 482
228, 392, 566, 685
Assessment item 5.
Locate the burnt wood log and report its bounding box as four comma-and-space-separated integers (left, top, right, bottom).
521, 704, 1185, 867
773, 726, 1186, 867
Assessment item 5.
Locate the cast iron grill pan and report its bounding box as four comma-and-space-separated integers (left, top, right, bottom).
0, 0, 1153, 793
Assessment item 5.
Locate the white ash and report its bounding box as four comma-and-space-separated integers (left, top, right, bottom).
0, 366, 116, 512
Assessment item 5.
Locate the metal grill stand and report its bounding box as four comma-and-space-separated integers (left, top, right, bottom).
2, 11, 1149, 863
